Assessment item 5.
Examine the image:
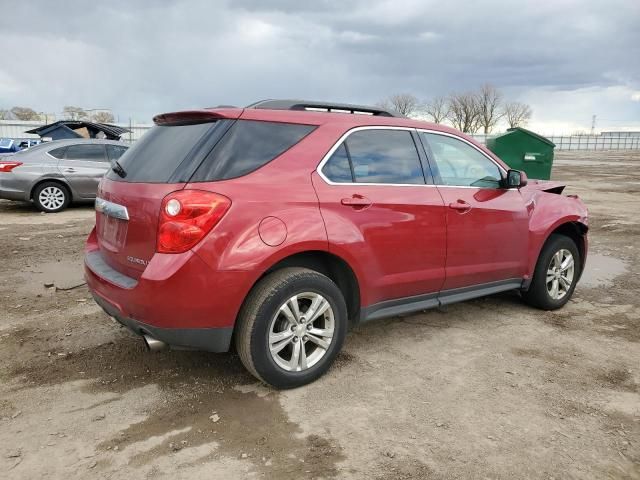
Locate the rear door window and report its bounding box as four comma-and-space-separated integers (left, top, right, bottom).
49, 147, 66, 159
190, 120, 315, 182
65, 144, 107, 162
322, 129, 425, 185
322, 143, 353, 183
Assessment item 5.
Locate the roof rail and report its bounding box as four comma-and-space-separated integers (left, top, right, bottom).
247, 99, 404, 118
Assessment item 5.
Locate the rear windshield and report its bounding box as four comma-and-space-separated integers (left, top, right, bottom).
106, 119, 315, 183
105, 122, 218, 183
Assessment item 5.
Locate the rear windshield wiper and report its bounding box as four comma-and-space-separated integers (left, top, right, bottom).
111, 160, 127, 178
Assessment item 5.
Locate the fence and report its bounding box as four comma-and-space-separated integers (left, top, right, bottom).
471, 134, 640, 150
2, 120, 640, 150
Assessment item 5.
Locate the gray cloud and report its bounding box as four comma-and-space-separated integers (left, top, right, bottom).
1, 0, 638, 130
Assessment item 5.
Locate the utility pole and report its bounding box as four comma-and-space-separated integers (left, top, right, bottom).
590, 115, 596, 135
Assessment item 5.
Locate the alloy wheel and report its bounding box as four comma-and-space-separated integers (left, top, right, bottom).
546, 249, 575, 300
38, 186, 66, 211
268, 292, 335, 372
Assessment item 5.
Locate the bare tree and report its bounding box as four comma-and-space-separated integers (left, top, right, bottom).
447, 92, 481, 133
63, 106, 88, 121
377, 93, 420, 116
10, 106, 40, 121
423, 95, 449, 123
91, 111, 115, 123
477, 84, 503, 134
0, 109, 10, 120
503, 101, 532, 128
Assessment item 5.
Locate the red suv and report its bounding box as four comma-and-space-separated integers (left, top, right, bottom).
85, 100, 588, 388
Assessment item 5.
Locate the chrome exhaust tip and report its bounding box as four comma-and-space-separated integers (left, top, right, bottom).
143, 334, 167, 352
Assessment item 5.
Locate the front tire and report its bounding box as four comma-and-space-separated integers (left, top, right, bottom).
33, 182, 71, 213
235, 267, 348, 389
522, 234, 580, 310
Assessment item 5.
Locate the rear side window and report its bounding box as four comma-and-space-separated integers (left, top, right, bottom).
49, 147, 66, 159
106, 144, 128, 161
65, 144, 106, 162
191, 120, 315, 182
322, 129, 425, 185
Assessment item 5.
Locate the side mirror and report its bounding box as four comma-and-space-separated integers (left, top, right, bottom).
505, 169, 528, 188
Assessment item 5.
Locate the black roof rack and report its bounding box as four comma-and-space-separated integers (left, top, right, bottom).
247, 99, 404, 118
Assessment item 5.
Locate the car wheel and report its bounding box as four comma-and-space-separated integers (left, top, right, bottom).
522, 234, 580, 310
235, 267, 348, 389
33, 182, 70, 213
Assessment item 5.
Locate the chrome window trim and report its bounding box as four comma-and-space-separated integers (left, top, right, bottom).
315, 126, 428, 187
315, 126, 507, 188
95, 197, 129, 221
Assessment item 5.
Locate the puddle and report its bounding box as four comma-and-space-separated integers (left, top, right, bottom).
580, 253, 628, 289
16, 260, 85, 294
5, 335, 345, 478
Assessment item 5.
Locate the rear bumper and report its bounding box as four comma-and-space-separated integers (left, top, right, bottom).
0, 173, 30, 201
84, 228, 255, 352
92, 293, 233, 352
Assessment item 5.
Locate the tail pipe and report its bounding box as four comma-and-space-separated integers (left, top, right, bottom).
143, 334, 167, 352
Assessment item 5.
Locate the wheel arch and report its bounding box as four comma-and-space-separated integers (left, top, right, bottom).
30, 177, 74, 201
526, 219, 588, 289
248, 250, 361, 325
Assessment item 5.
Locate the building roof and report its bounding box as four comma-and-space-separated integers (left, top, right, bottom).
25, 120, 130, 140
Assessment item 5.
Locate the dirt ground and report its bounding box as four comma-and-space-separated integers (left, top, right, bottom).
1, 150, 638, 479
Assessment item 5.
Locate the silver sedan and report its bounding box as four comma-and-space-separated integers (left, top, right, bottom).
0, 139, 128, 212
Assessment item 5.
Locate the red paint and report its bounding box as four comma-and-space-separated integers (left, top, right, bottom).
85, 106, 588, 338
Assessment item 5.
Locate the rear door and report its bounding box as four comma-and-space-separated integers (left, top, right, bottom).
59, 143, 110, 198
312, 128, 447, 305
419, 131, 529, 290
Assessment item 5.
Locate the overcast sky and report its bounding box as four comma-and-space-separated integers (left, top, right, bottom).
1, 0, 639, 133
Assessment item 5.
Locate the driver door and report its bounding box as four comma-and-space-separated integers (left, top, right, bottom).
419, 132, 529, 290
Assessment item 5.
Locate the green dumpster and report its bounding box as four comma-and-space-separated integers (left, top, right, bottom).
486, 127, 556, 180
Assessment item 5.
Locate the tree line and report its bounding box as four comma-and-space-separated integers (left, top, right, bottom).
378, 84, 532, 134
0, 106, 115, 123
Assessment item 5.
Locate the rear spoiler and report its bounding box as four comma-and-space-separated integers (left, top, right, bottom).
153, 108, 243, 126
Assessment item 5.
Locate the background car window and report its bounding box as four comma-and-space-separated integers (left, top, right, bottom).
65, 144, 107, 162
106, 145, 128, 162
322, 143, 353, 183
49, 147, 66, 159
421, 133, 502, 188
346, 130, 424, 184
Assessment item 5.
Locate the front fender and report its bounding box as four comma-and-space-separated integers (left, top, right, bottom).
525, 191, 588, 278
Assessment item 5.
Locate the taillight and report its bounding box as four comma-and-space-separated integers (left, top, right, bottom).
157, 190, 231, 253
0, 161, 23, 172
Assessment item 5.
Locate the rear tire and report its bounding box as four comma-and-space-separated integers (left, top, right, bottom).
235, 267, 348, 389
33, 182, 71, 213
522, 234, 580, 310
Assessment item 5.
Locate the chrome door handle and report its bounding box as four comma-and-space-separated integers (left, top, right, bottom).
64, 168, 76, 173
